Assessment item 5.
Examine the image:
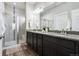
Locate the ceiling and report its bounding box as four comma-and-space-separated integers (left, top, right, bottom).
5, 2, 26, 11
26, 2, 37, 5
27, 2, 55, 10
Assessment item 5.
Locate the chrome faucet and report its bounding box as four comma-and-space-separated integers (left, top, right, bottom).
61, 29, 67, 35
61, 29, 64, 34
61, 28, 69, 35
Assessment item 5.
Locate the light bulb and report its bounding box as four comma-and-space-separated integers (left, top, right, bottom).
13, 2, 16, 6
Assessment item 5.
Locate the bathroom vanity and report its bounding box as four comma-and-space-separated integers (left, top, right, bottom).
26, 30, 79, 56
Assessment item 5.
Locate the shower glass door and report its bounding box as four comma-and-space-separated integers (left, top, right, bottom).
16, 16, 26, 44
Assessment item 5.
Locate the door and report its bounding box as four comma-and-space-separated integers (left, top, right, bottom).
4, 14, 17, 47
17, 16, 26, 44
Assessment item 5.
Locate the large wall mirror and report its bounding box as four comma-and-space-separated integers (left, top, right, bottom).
71, 9, 79, 31
41, 12, 71, 31
54, 12, 70, 31
40, 2, 79, 32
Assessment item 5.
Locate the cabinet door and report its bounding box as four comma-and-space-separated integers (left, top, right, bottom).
43, 39, 75, 56
27, 32, 31, 45
57, 38, 75, 51
30, 33, 33, 48
43, 39, 57, 56
43, 40, 49, 56
55, 44, 75, 56
75, 42, 79, 56
32, 33, 37, 52
27, 32, 33, 48
37, 34, 43, 56
43, 35, 75, 56
62, 47, 75, 56
43, 35, 57, 56
26, 32, 29, 43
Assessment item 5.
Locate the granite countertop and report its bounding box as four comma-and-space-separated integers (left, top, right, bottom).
26, 30, 79, 41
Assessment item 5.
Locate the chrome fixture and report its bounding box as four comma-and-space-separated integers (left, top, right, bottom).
13, 2, 16, 40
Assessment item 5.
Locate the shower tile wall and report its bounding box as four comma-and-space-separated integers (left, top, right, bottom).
4, 4, 16, 47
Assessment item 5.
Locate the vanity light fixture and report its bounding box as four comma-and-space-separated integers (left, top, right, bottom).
13, 2, 16, 6
33, 7, 44, 14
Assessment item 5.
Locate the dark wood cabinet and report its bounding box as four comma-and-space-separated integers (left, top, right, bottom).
32, 33, 37, 52
37, 34, 43, 56
43, 39, 56, 56
55, 44, 75, 56
57, 38, 75, 51
27, 32, 33, 48
43, 35, 57, 56
26, 31, 78, 56
43, 35, 76, 56
75, 42, 79, 56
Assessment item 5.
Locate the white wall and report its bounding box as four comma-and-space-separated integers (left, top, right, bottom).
26, 3, 34, 29
0, 2, 4, 52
